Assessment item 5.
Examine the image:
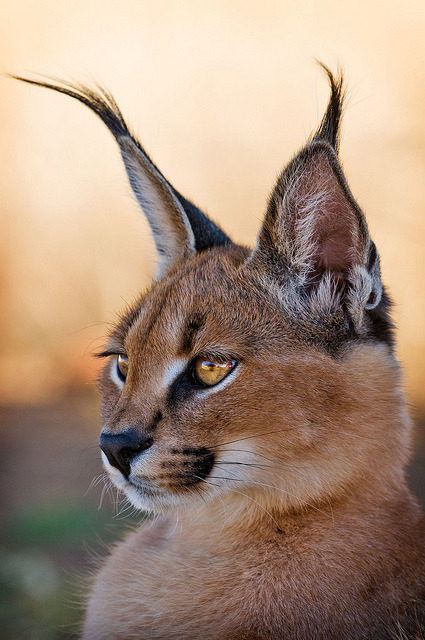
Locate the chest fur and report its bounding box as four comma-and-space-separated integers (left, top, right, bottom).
83, 508, 425, 640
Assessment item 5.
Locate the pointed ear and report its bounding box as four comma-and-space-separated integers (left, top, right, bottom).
12, 76, 231, 277
250, 67, 383, 331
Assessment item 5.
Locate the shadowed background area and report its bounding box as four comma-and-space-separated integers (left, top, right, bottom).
1, 1, 425, 638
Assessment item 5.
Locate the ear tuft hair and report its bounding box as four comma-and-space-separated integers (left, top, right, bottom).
10, 74, 131, 138
312, 62, 345, 153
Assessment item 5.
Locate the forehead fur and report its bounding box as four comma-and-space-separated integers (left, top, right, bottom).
111, 245, 301, 359
107, 236, 391, 364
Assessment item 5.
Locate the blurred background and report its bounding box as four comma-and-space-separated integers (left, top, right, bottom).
1, 1, 425, 638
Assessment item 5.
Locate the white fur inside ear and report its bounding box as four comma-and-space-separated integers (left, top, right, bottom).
119, 137, 195, 277
110, 357, 125, 390
346, 264, 382, 329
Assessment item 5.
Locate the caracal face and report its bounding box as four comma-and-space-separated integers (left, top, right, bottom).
98, 242, 404, 515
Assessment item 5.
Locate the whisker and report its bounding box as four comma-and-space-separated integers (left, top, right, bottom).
215, 460, 271, 470
178, 482, 209, 509
102, 477, 119, 512
206, 475, 242, 481
98, 483, 108, 510
211, 467, 331, 519
192, 474, 220, 487
214, 426, 381, 452
113, 498, 138, 519
211, 428, 300, 449
217, 450, 303, 471
220, 484, 282, 531
252, 483, 330, 518
222, 449, 279, 464
85, 472, 106, 495
197, 474, 282, 531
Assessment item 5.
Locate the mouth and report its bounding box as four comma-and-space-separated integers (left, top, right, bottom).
110, 472, 176, 511
126, 477, 165, 500
102, 460, 205, 512
124, 475, 219, 512
101, 448, 219, 511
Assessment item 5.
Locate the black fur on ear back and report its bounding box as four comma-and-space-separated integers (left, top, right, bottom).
172, 191, 232, 253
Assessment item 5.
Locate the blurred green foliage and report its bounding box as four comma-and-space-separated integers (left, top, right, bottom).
0, 499, 138, 640
7, 502, 106, 548
0, 547, 78, 640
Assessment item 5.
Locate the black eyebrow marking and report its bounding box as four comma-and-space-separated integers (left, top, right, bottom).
179, 312, 205, 354
95, 348, 126, 359
141, 292, 169, 339
167, 371, 192, 407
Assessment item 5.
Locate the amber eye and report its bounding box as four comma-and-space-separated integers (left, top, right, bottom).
194, 358, 236, 387
117, 354, 129, 380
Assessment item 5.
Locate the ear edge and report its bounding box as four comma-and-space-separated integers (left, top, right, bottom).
250, 138, 385, 340
118, 137, 196, 271
260, 140, 370, 277
11, 74, 233, 265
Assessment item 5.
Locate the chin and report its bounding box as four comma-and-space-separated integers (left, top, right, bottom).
102, 454, 202, 513
125, 480, 184, 511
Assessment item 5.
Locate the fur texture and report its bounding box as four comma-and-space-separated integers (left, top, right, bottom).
15, 66, 425, 639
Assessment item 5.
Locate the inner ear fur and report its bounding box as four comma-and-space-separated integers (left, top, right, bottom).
261, 142, 369, 279
250, 79, 383, 335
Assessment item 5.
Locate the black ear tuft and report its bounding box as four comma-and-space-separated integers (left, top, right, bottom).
312, 62, 345, 153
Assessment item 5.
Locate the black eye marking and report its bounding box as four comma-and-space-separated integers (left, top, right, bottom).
167, 372, 194, 406
167, 357, 238, 407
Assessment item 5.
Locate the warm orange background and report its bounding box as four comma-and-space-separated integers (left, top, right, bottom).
1, 1, 425, 407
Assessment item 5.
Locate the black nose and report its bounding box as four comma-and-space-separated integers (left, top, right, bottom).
99, 429, 153, 478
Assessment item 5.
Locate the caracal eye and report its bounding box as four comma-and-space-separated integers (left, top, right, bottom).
194, 358, 236, 387
117, 354, 129, 381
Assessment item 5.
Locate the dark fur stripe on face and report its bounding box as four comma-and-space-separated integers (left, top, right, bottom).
165, 447, 215, 486
179, 313, 206, 354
